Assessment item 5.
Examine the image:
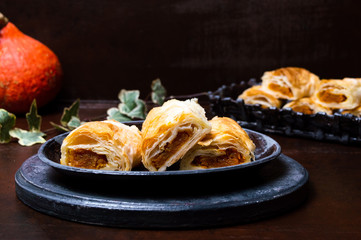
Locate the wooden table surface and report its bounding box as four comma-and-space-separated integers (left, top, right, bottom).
1, 100, 360, 240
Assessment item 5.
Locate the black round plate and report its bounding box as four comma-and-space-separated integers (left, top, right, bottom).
38, 126, 281, 182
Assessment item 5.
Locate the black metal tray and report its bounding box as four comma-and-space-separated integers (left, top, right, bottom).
208, 79, 361, 144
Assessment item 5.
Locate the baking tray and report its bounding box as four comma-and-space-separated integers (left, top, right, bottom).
208, 79, 361, 145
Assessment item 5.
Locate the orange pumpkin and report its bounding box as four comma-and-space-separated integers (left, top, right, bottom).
0, 13, 62, 113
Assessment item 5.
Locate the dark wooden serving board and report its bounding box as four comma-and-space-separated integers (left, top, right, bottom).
15, 154, 308, 229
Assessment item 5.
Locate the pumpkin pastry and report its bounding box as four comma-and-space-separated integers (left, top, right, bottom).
313, 78, 361, 110
261, 67, 320, 100
283, 97, 332, 115
180, 117, 255, 170
238, 85, 282, 108
341, 105, 361, 117
60, 120, 142, 171
141, 98, 211, 171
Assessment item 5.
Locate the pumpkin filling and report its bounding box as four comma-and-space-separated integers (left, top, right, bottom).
67, 149, 108, 169
318, 91, 347, 103
269, 83, 292, 97
192, 149, 246, 168
152, 131, 190, 170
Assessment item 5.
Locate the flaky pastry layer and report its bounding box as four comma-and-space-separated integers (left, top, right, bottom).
238, 85, 282, 108
314, 78, 361, 110
261, 67, 320, 100
283, 97, 332, 115
60, 120, 142, 171
141, 99, 211, 171
180, 117, 255, 170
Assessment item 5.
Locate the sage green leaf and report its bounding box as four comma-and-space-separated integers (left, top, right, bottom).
118, 90, 140, 110
9, 128, 46, 146
67, 116, 81, 130
107, 88, 148, 122
60, 99, 80, 127
26, 100, 41, 131
0, 109, 16, 143
50, 117, 81, 132
118, 99, 146, 119
107, 107, 132, 122
6, 101, 46, 146
151, 78, 167, 105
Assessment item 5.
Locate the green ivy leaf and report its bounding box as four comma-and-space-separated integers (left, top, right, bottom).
9, 128, 46, 146
0, 109, 16, 143
9, 99, 47, 146
26, 100, 42, 131
151, 78, 167, 105
109, 89, 147, 120
60, 99, 80, 127
51, 99, 82, 132
106, 108, 132, 122
118, 90, 140, 110
50, 122, 70, 132
106, 81, 167, 122
119, 99, 146, 119
67, 116, 82, 130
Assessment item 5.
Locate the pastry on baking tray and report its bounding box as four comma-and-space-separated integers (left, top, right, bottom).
283, 97, 333, 115
261, 67, 320, 100
60, 120, 142, 171
313, 78, 361, 110
238, 85, 282, 108
141, 98, 211, 171
341, 105, 361, 117
180, 117, 255, 170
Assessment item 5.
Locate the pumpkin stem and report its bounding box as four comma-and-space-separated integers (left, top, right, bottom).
0, 12, 9, 30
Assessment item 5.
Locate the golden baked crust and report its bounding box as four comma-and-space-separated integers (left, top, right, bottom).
180, 117, 255, 170
60, 120, 142, 171
261, 67, 320, 100
341, 105, 361, 117
314, 78, 361, 110
283, 97, 332, 115
238, 85, 282, 108
141, 99, 211, 171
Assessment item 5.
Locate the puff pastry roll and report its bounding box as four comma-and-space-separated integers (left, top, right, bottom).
261, 67, 320, 100
180, 117, 255, 170
60, 120, 142, 171
313, 78, 361, 110
238, 85, 282, 108
283, 97, 332, 115
341, 106, 361, 117
141, 99, 211, 171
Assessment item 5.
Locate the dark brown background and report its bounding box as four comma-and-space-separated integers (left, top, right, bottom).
1, 0, 361, 101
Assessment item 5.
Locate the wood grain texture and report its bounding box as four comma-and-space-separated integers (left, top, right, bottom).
1, 0, 361, 102
0, 101, 360, 239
